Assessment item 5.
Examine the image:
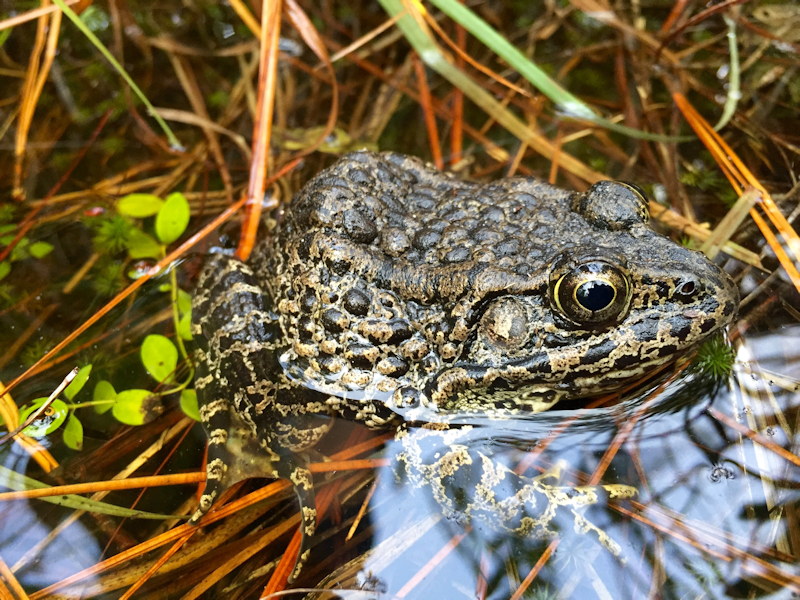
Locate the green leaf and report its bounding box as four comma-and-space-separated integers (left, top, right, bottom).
28, 241, 54, 259
177, 288, 192, 314
93, 379, 116, 414
64, 364, 93, 400
9, 237, 29, 261
0, 261, 10, 281
117, 193, 164, 218
180, 388, 200, 421
127, 229, 162, 259
141, 334, 178, 383
177, 310, 192, 341
155, 192, 190, 245
20, 398, 70, 437
112, 389, 159, 425
63, 415, 84, 450
0, 464, 178, 519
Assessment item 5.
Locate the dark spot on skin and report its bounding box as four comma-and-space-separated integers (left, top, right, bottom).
472, 228, 502, 243
342, 208, 378, 243
321, 308, 348, 333
487, 378, 512, 392
613, 353, 640, 369
413, 228, 441, 251
347, 168, 372, 186
343, 288, 371, 315
380, 295, 396, 310
381, 355, 409, 376
543, 332, 573, 347
444, 246, 470, 263
297, 234, 313, 260
297, 316, 315, 340
670, 318, 691, 339
396, 386, 420, 407
325, 255, 350, 275
426, 319, 452, 340
345, 343, 379, 368
387, 319, 413, 344
407, 190, 437, 211
700, 319, 717, 334
495, 239, 519, 256
301, 292, 317, 311
657, 344, 678, 357
578, 338, 618, 365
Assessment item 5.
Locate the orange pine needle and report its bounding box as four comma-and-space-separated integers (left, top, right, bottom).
0, 473, 206, 502
673, 92, 800, 292
414, 55, 443, 169
509, 538, 560, 600
707, 407, 800, 468
236, 0, 282, 262
394, 530, 468, 598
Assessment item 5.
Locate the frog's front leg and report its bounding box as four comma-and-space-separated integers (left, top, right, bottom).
394, 424, 636, 555
191, 254, 326, 575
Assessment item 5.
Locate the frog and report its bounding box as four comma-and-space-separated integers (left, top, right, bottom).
190, 150, 738, 573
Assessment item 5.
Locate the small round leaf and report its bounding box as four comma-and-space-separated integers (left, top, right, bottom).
117, 193, 164, 218
64, 364, 93, 401
93, 380, 117, 414
20, 398, 69, 438
155, 192, 190, 245
63, 415, 84, 450
141, 335, 178, 383
127, 229, 162, 259
179, 388, 200, 421
177, 288, 192, 314
0, 261, 10, 281
29, 241, 54, 259
112, 389, 161, 425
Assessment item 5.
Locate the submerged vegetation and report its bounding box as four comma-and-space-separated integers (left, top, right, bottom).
0, 1, 798, 598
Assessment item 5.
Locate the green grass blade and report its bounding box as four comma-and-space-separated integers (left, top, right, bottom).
398, 0, 687, 143
51, 0, 182, 150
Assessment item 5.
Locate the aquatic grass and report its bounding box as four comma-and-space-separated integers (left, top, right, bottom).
692, 335, 736, 380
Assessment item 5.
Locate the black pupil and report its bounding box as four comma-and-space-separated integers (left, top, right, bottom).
576, 280, 615, 311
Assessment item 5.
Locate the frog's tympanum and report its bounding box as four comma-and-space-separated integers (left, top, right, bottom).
191, 151, 738, 571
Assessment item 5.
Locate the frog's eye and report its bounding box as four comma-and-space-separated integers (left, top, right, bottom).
479, 297, 531, 351
550, 260, 631, 326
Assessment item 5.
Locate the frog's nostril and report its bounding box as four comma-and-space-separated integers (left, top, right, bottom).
675, 278, 699, 299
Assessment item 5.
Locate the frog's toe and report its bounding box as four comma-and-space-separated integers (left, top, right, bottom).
281, 462, 318, 581
189, 455, 230, 523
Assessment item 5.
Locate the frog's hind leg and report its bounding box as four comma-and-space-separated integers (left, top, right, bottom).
190, 253, 281, 522
271, 412, 333, 579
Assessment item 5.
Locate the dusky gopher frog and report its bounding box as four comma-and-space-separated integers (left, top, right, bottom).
191, 151, 738, 570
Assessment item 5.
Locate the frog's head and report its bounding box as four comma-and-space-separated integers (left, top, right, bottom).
419, 181, 739, 414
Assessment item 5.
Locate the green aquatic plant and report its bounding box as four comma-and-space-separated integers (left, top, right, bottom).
692, 335, 736, 380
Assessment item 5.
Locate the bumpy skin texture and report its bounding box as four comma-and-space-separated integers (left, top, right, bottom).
191, 151, 738, 569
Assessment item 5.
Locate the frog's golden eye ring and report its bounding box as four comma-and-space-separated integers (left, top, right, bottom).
479, 297, 531, 351
551, 260, 631, 326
